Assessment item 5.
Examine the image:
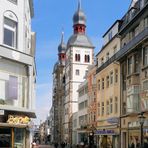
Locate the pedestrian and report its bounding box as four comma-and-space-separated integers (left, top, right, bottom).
136, 139, 140, 148
144, 138, 148, 148
54, 142, 59, 148
61, 141, 66, 148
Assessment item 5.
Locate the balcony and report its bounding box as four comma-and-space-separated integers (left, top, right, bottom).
96, 27, 148, 74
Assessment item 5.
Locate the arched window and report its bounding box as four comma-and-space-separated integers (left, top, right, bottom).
75, 54, 80, 62
84, 55, 90, 63
3, 11, 18, 48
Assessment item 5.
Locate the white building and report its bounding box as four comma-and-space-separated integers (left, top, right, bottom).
64, 1, 94, 143
0, 0, 36, 147
77, 80, 88, 145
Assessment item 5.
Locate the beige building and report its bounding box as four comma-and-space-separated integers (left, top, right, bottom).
95, 21, 121, 148
116, 0, 148, 148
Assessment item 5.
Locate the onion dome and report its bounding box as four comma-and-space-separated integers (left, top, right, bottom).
73, 0, 86, 26
58, 32, 66, 53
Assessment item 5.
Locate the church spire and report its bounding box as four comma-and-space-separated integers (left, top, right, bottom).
78, 0, 81, 10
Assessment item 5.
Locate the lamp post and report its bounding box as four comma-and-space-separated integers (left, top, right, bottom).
138, 112, 145, 148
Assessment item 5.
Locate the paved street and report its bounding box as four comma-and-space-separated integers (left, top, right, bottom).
34, 145, 53, 148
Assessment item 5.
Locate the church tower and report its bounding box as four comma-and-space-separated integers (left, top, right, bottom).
64, 0, 94, 144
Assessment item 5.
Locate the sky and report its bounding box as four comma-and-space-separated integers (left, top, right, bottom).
32, 0, 131, 124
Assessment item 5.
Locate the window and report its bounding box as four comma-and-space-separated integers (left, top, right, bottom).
101, 102, 104, 116
144, 16, 148, 28
110, 71, 113, 85
106, 76, 109, 88
106, 52, 109, 61
134, 54, 139, 73
98, 103, 100, 116
75, 54, 80, 62
115, 69, 118, 83
102, 78, 104, 89
108, 31, 112, 41
128, 56, 132, 75
143, 80, 148, 90
84, 55, 90, 63
113, 45, 117, 54
8, 0, 17, 4
143, 46, 148, 66
101, 57, 104, 65
106, 101, 109, 115
4, 17, 17, 48
110, 98, 113, 114
98, 80, 100, 90
76, 69, 80, 75
115, 97, 118, 113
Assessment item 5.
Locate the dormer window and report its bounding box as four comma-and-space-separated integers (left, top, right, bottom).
108, 31, 112, 41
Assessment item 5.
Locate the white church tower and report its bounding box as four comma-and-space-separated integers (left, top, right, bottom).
64, 0, 94, 143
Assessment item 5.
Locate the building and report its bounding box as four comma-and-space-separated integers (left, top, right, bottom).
77, 81, 88, 145
95, 20, 121, 148
64, 1, 94, 144
0, 0, 36, 148
115, 0, 148, 147
52, 33, 66, 143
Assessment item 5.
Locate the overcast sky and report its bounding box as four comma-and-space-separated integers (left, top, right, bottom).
32, 0, 131, 124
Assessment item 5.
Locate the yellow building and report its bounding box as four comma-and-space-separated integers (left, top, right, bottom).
95, 21, 121, 148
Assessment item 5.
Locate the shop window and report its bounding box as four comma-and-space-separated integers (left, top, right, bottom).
0, 128, 11, 147
4, 17, 17, 48
14, 128, 25, 148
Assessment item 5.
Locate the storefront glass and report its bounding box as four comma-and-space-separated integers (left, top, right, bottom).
14, 128, 25, 148
0, 128, 12, 147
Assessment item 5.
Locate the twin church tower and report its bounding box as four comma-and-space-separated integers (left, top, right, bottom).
52, 0, 94, 143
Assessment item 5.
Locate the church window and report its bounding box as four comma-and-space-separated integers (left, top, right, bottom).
84, 55, 90, 63
75, 54, 80, 62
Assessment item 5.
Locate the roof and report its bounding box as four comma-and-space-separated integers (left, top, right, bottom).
67, 34, 94, 48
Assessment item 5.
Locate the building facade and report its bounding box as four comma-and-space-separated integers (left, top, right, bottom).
64, 1, 94, 144
52, 33, 66, 144
116, 0, 148, 148
95, 21, 121, 148
0, 0, 36, 148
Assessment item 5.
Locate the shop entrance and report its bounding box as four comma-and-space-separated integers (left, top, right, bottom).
0, 128, 12, 147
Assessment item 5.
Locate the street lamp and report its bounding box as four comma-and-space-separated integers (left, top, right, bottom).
138, 112, 145, 148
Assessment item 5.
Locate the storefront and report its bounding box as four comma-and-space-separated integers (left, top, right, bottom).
128, 121, 148, 148
94, 128, 120, 148
0, 110, 35, 148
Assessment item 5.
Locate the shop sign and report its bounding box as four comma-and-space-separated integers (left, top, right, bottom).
95, 130, 115, 135
7, 115, 30, 125
0, 110, 4, 115
107, 117, 119, 124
